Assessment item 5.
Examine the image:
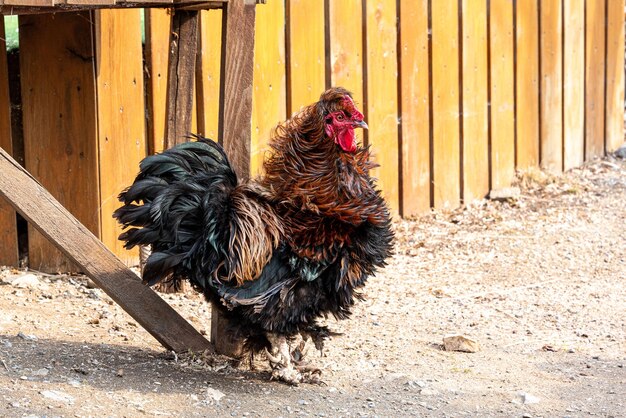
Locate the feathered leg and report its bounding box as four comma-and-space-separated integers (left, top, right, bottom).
265, 333, 322, 385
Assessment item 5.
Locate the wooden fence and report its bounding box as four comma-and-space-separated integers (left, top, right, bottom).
0, 0, 625, 270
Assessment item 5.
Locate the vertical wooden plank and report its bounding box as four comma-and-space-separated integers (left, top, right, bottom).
219, 0, 256, 179
197, 9, 223, 142
20, 12, 100, 273
461, 0, 489, 202
330, 0, 364, 106
366, 0, 399, 213
516, 0, 540, 168
251, 0, 286, 174
145, 9, 171, 155
216, 0, 257, 358
95, 10, 146, 267
585, 0, 606, 160
0, 18, 18, 266
165, 11, 199, 149
287, 0, 325, 114
540, 0, 563, 172
605, 0, 625, 152
490, 0, 515, 188
431, 0, 460, 208
563, 0, 585, 169
399, 0, 430, 215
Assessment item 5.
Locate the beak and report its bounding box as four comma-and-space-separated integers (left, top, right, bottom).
355, 120, 369, 130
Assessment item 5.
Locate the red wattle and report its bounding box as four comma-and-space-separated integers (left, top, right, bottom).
336, 128, 357, 153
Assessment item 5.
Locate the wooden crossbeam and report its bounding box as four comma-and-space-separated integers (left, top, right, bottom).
0, 146, 212, 353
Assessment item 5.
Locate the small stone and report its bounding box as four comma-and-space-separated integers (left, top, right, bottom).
40, 390, 75, 404
10, 402, 20, 408
31, 368, 49, 376
489, 187, 521, 201
206, 387, 225, 403
17, 332, 38, 341
68, 379, 81, 388
298, 399, 308, 405
10, 273, 43, 289
19, 376, 28, 380
327, 387, 338, 393
367, 401, 375, 408
517, 391, 540, 405
443, 335, 481, 353
522, 414, 533, 418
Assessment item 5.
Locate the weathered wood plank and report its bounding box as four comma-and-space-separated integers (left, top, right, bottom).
2, 0, 53, 6
563, 0, 585, 170
0, 147, 212, 353
366, 0, 399, 213
0, 18, 17, 266
95, 9, 146, 267
605, 0, 625, 153
219, 0, 256, 178
287, 0, 325, 114
19, 12, 100, 272
540, 0, 563, 172
145, 8, 171, 155
584, 0, 606, 160
329, 0, 363, 106
489, 0, 515, 188
216, 0, 257, 357
251, 0, 285, 174
431, 0, 460, 208
165, 10, 199, 149
461, 0, 489, 203
399, 0, 430, 215
515, 0, 540, 169
196, 9, 223, 142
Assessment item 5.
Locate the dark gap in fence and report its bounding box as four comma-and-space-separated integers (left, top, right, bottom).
513, 0, 518, 168
396, 0, 404, 216
537, 0, 543, 166
487, 0, 493, 191
457, 0, 464, 203
602, 0, 609, 155
427, 0, 434, 208
284, 0, 293, 117
561, 0, 565, 171
361, 0, 369, 148
323, 0, 331, 91
7, 48, 27, 266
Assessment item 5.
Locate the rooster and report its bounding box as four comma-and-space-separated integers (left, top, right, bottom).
114, 87, 393, 384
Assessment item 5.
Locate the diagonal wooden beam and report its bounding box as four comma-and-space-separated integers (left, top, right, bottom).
0, 146, 212, 354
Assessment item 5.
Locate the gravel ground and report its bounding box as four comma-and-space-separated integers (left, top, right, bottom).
0, 155, 625, 417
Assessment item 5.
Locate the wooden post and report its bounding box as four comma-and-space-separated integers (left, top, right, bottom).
154, 9, 199, 294
0, 147, 212, 353
165, 9, 200, 149
214, 0, 257, 358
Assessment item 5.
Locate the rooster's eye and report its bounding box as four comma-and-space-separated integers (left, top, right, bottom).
336, 113, 344, 121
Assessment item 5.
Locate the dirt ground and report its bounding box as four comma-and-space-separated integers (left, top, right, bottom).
1, 155, 625, 418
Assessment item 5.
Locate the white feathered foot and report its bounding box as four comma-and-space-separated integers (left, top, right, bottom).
265, 333, 322, 385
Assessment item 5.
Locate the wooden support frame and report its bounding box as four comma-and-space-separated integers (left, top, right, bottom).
0, 147, 212, 353
0, 0, 261, 356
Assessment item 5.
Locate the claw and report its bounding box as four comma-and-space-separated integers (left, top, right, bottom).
264, 347, 281, 365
